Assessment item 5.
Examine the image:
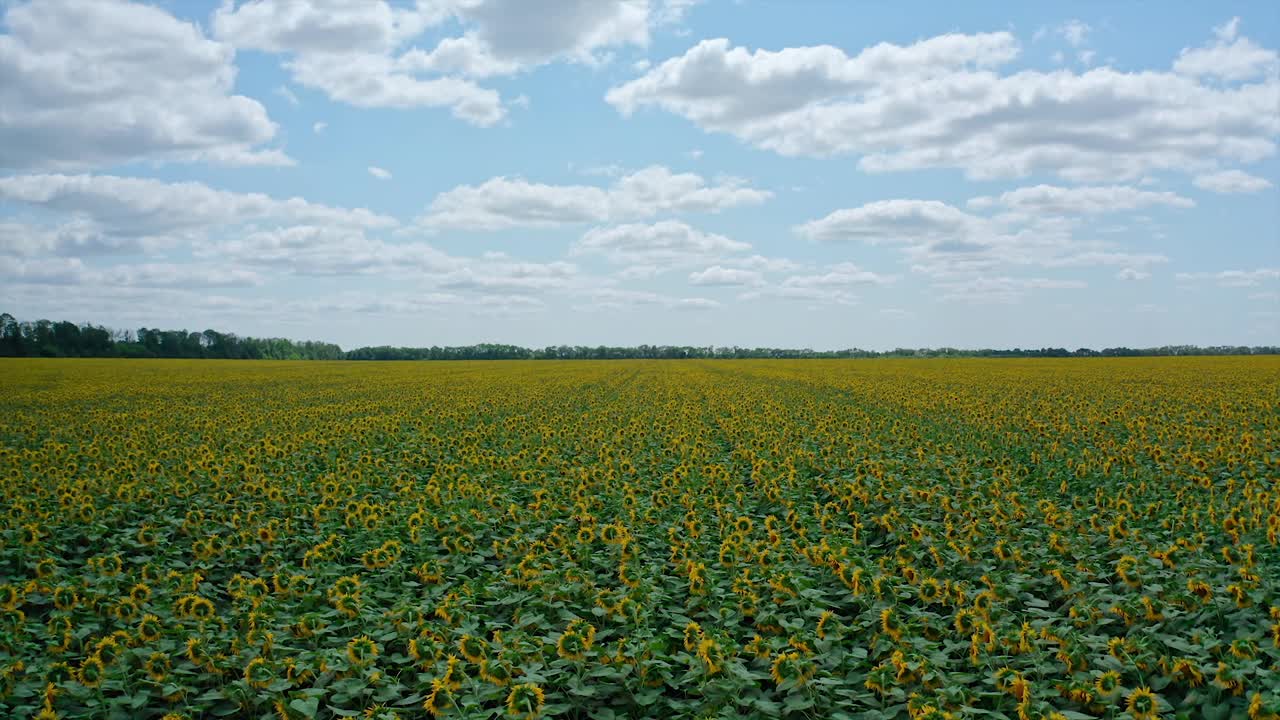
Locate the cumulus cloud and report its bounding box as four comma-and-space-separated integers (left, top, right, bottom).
795, 191, 1177, 282
212, 0, 675, 126
606, 24, 1280, 181
1192, 169, 1274, 193
574, 287, 721, 312
796, 200, 983, 244
1057, 20, 1091, 48
1117, 268, 1151, 281
369, 166, 393, 180
439, 260, 583, 291
572, 220, 750, 269
780, 263, 897, 288
1174, 17, 1279, 81
419, 166, 771, 230
967, 185, 1195, 214
936, 276, 1087, 304
739, 285, 860, 306
199, 226, 461, 278
0, 0, 288, 170
0, 256, 263, 289
688, 265, 765, 287
1176, 268, 1280, 287
0, 174, 396, 237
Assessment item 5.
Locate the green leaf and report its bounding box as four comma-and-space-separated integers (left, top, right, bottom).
289, 697, 321, 718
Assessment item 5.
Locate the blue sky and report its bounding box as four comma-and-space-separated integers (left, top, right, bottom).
1, 0, 1277, 350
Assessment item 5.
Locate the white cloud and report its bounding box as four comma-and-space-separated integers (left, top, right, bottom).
369, 166, 393, 180
655, 0, 704, 25
419, 165, 771, 230
0, 174, 396, 237
739, 285, 860, 306
728, 254, 804, 273
1177, 268, 1280, 287
285, 52, 505, 125
1193, 169, 1274, 194
573, 220, 750, 269
688, 265, 765, 287
935, 276, 1087, 304
1058, 20, 1091, 48
398, 34, 524, 79
472, 294, 546, 316
0, 219, 157, 257
440, 260, 582, 291
313, 122, 328, 134
212, 0, 665, 126
1117, 268, 1151, 281
606, 27, 1280, 182
780, 263, 897, 287
0, 256, 263, 289
796, 200, 982, 243
574, 287, 721, 312
200, 225, 460, 278
275, 85, 300, 105
967, 184, 1195, 214
1174, 17, 1278, 81
795, 195, 1173, 282
0, 0, 287, 170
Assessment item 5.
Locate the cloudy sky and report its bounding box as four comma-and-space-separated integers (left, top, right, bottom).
1, 0, 1278, 350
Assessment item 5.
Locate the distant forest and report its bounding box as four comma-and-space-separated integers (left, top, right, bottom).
2, 312, 1277, 360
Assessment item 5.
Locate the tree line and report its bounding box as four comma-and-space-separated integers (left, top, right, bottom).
0, 313, 343, 360
2, 312, 1276, 360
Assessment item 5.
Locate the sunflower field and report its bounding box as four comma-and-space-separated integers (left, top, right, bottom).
1, 357, 1278, 720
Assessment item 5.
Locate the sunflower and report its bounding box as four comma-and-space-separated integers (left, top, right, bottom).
423, 677, 456, 718
332, 594, 361, 619
1171, 658, 1204, 687
479, 658, 513, 686
441, 655, 463, 691
144, 652, 171, 683
880, 607, 903, 641
1249, 693, 1280, 720
244, 657, 274, 689
94, 637, 123, 664
556, 630, 587, 661
770, 651, 816, 687
77, 655, 105, 689
458, 634, 487, 663
682, 622, 703, 652
918, 578, 943, 604
1095, 670, 1121, 697
136, 614, 163, 644
506, 682, 545, 720
1125, 687, 1160, 720
863, 662, 893, 696
1215, 662, 1245, 696
816, 610, 836, 639
346, 636, 379, 668
51, 586, 77, 612
185, 635, 207, 666
129, 583, 151, 604
0, 584, 21, 611
696, 636, 725, 675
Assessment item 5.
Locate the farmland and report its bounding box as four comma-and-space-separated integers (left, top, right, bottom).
1, 358, 1278, 720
